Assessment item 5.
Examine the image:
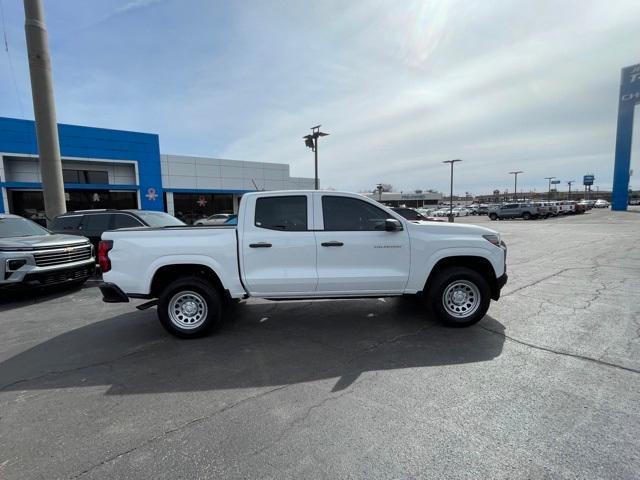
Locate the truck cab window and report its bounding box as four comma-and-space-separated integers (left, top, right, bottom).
322, 196, 388, 231
255, 196, 307, 231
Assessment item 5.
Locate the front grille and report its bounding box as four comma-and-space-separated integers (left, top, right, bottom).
33, 244, 93, 267
24, 265, 94, 285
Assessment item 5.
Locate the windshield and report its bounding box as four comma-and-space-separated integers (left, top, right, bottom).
133, 211, 185, 228
0, 217, 50, 238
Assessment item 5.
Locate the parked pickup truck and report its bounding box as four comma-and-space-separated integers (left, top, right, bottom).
0, 214, 94, 288
99, 191, 508, 338
488, 203, 542, 220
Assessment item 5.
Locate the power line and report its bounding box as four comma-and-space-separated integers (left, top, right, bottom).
0, 0, 26, 118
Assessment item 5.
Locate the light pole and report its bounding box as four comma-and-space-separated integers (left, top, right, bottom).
376, 183, 383, 201
509, 171, 523, 202
544, 176, 556, 201
442, 159, 462, 222
23, 0, 66, 224
567, 180, 575, 200
303, 125, 329, 190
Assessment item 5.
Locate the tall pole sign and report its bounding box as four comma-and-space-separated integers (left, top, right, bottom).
612, 63, 640, 211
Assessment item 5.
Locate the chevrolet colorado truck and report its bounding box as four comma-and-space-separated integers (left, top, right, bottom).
99, 191, 508, 338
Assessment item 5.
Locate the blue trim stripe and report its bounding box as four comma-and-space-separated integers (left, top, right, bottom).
0, 182, 139, 190
165, 188, 254, 195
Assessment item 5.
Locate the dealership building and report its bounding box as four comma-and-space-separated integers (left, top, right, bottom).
0, 117, 314, 223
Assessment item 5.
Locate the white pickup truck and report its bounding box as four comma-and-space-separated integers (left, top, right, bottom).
99, 191, 507, 338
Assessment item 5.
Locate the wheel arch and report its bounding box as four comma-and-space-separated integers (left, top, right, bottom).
423, 255, 500, 300
149, 263, 228, 300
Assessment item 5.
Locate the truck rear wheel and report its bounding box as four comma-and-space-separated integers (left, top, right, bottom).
522, 212, 531, 220
157, 276, 222, 338
425, 267, 491, 328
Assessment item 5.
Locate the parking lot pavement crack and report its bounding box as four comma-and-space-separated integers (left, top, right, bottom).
0, 342, 165, 392
70, 383, 292, 479
501, 267, 593, 297
241, 386, 359, 461
478, 325, 640, 375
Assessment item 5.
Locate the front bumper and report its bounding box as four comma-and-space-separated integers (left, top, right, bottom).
492, 272, 508, 300
99, 282, 130, 303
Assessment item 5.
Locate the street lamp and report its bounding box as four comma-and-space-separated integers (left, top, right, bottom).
567, 180, 575, 200
544, 176, 556, 201
376, 183, 383, 201
303, 125, 329, 190
509, 171, 523, 202
442, 159, 462, 222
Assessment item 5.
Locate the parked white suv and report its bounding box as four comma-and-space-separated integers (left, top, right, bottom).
99, 191, 508, 337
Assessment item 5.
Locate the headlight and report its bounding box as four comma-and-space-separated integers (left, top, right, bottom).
482, 234, 501, 246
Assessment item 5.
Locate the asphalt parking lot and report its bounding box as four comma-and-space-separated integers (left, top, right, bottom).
1, 207, 639, 479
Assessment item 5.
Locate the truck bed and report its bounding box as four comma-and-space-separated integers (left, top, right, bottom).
102, 226, 245, 297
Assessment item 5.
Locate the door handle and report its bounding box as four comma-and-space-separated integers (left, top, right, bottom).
321, 241, 344, 247
249, 242, 272, 248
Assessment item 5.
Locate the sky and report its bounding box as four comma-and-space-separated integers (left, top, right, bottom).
0, 0, 639, 195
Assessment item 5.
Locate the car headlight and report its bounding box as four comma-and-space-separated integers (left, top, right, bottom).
482, 234, 501, 246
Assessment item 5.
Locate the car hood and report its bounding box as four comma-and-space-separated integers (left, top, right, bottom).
0, 233, 90, 250
407, 220, 498, 237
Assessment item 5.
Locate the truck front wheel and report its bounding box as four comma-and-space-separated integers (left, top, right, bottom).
489, 213, 498, 221
425, 267, 491, 327
157, 276, 223, 338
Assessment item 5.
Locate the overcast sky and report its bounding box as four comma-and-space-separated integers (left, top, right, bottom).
0, 0, 639, 195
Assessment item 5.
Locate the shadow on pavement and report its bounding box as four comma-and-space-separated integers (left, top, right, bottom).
0, 298, 505, 394
0, 281, 90, 313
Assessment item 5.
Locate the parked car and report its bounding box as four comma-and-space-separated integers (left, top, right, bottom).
452, 207, 470, 217
577, 200, 591, 211
594, 199, 610, 208
533, 202, 555, 217
50, 209, 185, 250
391, 207, 446, 223
629, 198, 640, 206
0, 214, 94, 289
194, 213, 235, 226
99, 190, 508, 338
488, 203, 542, 220
557, 201, 578, 215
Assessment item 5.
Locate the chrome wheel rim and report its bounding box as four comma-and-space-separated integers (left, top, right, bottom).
442, 280, 480, 319
168, 291, 207, 329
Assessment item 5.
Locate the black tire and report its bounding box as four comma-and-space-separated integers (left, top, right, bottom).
489, 213, 498, 221
157, 276, 223, 338
522, 212, 531, 220
425, 267, 491, 328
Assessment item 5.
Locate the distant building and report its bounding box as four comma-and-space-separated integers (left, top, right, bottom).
362, 190, 442, 207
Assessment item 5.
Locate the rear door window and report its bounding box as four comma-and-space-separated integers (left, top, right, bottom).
255, 196, 307, 231
112, 213, 143, 229
81, 214, 111, 232
51, 215, 82, 231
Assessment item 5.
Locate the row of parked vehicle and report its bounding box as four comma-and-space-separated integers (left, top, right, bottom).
487, 199, 609, 220
0, 209, 184, 291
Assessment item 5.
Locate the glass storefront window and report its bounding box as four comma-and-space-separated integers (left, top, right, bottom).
8, 190, 138, 225
173, 193, 235, 224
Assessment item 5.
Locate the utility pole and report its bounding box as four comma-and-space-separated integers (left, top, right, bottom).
442, 159, 462, 222
544, 176, 556, 201
509, 171, 523, 202
567, 180, 575, 200
23, 0, 65, 224
303, 125, 329, 190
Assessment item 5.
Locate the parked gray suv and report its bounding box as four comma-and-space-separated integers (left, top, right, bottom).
488, 203, 543, 220
0, 214, 94, 288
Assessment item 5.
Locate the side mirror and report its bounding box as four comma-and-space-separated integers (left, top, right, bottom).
385, 218, 403, 232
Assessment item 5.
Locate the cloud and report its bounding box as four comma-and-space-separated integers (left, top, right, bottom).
1, 0, 638, 194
